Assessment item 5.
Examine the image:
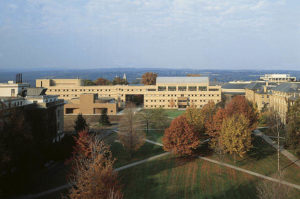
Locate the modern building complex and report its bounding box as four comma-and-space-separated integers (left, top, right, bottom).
259, 74, 296, 83
0, 80, 29, 97
36, 77, 222, 110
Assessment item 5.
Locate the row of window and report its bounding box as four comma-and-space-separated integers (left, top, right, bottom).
145, 99, 219, 103
146, 94, 220, 97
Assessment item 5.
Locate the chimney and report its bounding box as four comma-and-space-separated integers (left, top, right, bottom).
263, 86, 267, 93
266, 81, 269, 86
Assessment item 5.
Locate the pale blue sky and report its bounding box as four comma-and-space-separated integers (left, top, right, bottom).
0, 0, 300, 70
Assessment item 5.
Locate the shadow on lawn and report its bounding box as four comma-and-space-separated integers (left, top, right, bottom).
211, 183, 258, 199
120, 155, 197, 199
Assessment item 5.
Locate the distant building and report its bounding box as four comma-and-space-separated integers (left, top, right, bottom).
245, 81, 300, 123
0, 80, 29, 97
64, 93, 118, 115
260, 74, 296, 83
36, 76, 222, 110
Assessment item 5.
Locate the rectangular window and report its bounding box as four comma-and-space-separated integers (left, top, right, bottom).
168, 86, 176, 91
199, 86, 207, 91
178, 86, 187, 91
158, 86, 166, 91
188, 86, 197, 91
209, 88, 219, 91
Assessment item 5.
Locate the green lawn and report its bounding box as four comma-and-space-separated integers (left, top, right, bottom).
118, 135, 300, 199
119, 154, 300, 199
105, 132, 164, 168
165, 109, 185, 118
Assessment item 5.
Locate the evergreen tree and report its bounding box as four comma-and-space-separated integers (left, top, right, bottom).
286, 99, 300, 154
99, 109, 111, 126
74, 113, 88, 133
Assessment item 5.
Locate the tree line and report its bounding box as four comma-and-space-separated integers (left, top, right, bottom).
83, 72, 157, 86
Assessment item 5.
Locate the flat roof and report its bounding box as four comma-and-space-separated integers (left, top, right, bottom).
156, 77, 209, 84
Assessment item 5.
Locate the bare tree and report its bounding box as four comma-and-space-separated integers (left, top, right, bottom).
256, 173, 291, 199
118, 103, 145, 158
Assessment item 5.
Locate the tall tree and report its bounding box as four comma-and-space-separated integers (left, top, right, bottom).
95, 78, 111, 85
99, 109, 111, 126
225, 95, 258, 130
206, 108, 226, 149
118, 103, 145, 157
139, 108, 170, 134
286, 99, 300, 155
141, 72, 157, 85
219, 114, 252, 163
163, 116, 201, 156
74, 113, 88, 133
68, 137, 122, 199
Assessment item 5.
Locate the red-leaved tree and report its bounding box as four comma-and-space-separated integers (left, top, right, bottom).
163, 116, 201, 156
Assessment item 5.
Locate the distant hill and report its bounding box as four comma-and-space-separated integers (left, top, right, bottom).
1, 68, 300, 87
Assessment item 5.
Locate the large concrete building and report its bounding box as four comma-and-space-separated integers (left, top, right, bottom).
36, 77, 222, 110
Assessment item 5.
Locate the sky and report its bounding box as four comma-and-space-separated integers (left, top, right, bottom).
0, 0, 300, 71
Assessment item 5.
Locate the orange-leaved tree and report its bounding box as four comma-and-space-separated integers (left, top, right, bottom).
163, 116, 201, 156
206, 108, 227, 149
68, 136, 122, 199
225, 95, 258, 130
72, 130, 92, 159
95, 78, 111, 85
141, 72, 157, 85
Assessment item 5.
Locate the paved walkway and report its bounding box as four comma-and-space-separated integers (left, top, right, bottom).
253, 129, 300, 167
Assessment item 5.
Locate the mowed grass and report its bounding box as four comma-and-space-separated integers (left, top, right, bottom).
118, 134, 300, 199
105, 132, 164, 168
119, 154, 300, 199
211, 136, 300, 185
165, 109, 185, 118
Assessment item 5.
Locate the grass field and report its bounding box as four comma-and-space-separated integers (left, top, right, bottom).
119, 154, 300, 199
165, 109, 185, 118
118, 133, 300, 199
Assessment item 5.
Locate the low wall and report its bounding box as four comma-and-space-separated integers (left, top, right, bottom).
64, 114, 121, 131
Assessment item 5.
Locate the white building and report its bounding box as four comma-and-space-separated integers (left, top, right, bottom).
0, 81, 30, 97
260, 74, 296, 82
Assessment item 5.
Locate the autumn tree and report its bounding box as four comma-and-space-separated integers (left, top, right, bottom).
206, 108, 226, 149
219, 114, 252, 163
68, 137, 122, 199
112, 77, 128, 85
184, 105, 205, 135
99, 109, 111, 126
95, 78, 111, 85
163, 116, 201, 156
83, 79, 96, 86
118, 103, 145, 158
72, 130, 92, 160
141, 72, 157, 85
74, 113, 88, 133
286, 98, 300, 156
225, 95, 258, 130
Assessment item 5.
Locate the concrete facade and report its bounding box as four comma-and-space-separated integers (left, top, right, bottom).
0, 81, 29, 97
36, 77, 222, 110
64, 93, 118, 115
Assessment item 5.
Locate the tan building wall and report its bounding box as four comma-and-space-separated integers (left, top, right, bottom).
36, 78, 222, 110
64, 93, 118, 115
